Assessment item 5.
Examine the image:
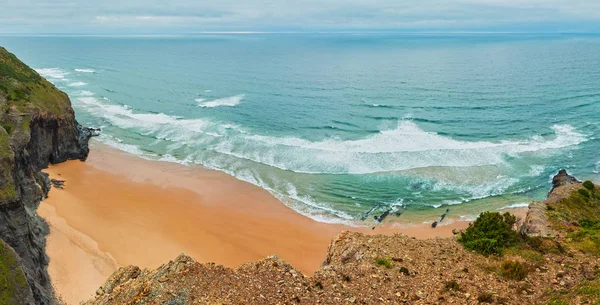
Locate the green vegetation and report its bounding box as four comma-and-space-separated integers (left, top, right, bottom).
458, 212, 519, 255
0, 240, 30, 305
584, 180, 595, 191
499, 260, 528, 281
547, 279, 600, 305
0, 128, 16, 201
546, 184, 600, 256
0, 47, 69, 115
375, 258, 393, 268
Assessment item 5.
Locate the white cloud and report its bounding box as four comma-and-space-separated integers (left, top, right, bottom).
1, 0, 599, 33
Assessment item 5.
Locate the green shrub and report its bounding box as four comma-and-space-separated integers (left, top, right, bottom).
375, 258, 393, 268
578, 189, 591, 199
458, 212, 518, 255
499, 260, 528, 281
583, 181, 595, 191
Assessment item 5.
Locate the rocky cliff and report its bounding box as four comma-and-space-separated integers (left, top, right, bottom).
0, 47, 93, 304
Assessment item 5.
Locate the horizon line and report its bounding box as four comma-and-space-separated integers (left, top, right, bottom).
1, 31, 599, 37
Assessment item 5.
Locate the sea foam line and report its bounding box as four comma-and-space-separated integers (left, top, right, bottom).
76, 95, 587, 175
198, 94, 244, 108
75, 68, 95, 73
35, 68, 68, 80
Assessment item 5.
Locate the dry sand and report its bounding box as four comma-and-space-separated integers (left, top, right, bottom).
38, 142, 482, 304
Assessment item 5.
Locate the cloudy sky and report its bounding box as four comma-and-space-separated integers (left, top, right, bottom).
2, 0, 600, 34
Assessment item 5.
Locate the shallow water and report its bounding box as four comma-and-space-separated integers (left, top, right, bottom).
2, 33, 599, 224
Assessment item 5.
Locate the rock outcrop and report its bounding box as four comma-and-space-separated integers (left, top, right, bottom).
0, 47, 92, 304
85, 230, 600, 305
520, 169, 582, 237
551, 169, 580, 192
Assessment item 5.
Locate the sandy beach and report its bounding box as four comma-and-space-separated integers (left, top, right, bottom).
39, 142, 480, 304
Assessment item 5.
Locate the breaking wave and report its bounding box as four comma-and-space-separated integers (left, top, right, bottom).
75, 68, 95, 73
69, 81, 87, 87
75, 96, 586, 176
198, 94, 244, 108
35, 68, 68, 80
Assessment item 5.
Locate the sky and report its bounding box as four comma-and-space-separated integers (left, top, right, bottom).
2, 0, 600, 34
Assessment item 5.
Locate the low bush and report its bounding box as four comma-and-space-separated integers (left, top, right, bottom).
583, 180, 595, 191
499, 260, 528, 281
458, 212, 518, 255
375, 258, 393, 268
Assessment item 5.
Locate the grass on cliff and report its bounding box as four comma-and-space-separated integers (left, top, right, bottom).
0, 128, 16, 201
0, 46, 70, 115
546, 181, 600, 255
547, 278, 600, 305
0, 241, 30, 304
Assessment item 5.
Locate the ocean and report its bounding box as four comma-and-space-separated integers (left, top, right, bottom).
1, 33, 599, 225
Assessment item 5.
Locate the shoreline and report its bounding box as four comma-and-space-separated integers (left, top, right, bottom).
38, 141, 523, 304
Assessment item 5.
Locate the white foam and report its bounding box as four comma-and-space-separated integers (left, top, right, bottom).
77, 96, 586, 177
68, 81, 87, 87
75, 68, 95, 73
219, 122, 585, 174
194, 98, 205, 103
97, 135, 146, 156
594, 160, 600, 174
499, 202, 530, 210
76, 90, 94, 96
35, 68, 68, 80
527, 165, 546, 177
198, 94, 244, 108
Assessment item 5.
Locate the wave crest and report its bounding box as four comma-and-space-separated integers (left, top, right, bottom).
198, 94, 244, 108
75, 95, 586, 176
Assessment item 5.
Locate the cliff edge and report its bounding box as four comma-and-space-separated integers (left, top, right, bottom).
0, 47, 93, 304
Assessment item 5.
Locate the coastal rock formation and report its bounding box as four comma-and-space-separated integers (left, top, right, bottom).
0, 47, 92, 304
551, 169, 580, 192
520, 169, 582, 237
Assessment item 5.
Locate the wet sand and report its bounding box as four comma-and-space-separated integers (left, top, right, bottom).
38, 142, 485, 304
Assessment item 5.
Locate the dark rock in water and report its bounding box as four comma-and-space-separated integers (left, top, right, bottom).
551, 169, 580, 193
361, 203, 382, 221
0, 46, 92, 304
50, 179, 65, 189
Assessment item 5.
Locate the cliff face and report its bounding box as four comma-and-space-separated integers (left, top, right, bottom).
0, 47, 93, 304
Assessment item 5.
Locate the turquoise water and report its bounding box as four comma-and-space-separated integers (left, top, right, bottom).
1, 34, 599, 224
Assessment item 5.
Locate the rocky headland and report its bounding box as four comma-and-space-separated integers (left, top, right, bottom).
0, 46, 93, 304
